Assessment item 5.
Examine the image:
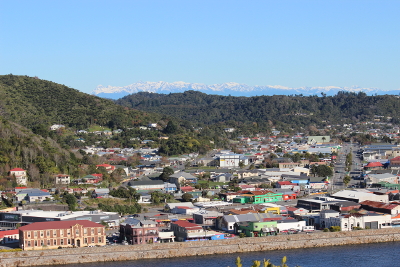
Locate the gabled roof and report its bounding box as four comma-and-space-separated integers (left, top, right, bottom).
171, 220, 203, 230
365, 162, 383, 167
0, 229, 18, 238
19, 220, 103, 231
10, 168, 25, 172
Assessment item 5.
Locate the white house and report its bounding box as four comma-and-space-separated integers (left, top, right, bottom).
9, 168, 28, 186
50, 124, 65, 131
55, 174, 71, 184
320, 210, 392, 231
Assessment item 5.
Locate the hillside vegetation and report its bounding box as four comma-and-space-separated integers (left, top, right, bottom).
0, 116, 80, 189
0, 74, 159, 130
116, 90, 400, 131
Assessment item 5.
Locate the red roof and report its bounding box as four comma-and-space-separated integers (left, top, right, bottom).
10, 168, 25, 172
175, 206, 191, 209
360, 200, 399, 210
278, 181, 295, 185
18, 220, 104, 231
171, 221, 202, 230
0, 229, 18, 238
365, 162, 383, 167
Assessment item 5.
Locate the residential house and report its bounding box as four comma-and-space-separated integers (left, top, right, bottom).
364, 162, 384, 171
16, 189, 52, 203
235, 221, 278, 237
129, 179, 165, 191
217, 213, 281, 233
389, 156, 400, 169
55, 174, 71, 185
170, 221, 220, 242
169, 172, 198, 187
119, 218, 158, 245
50, 124, 65, 131
19, 220, 106, 250
232, 190, 283, 204
0, 229, 19, 244
9, 168, 28, 186
213, 173, 233, 183
96, 164, 115, 173
192, 210, 224, 225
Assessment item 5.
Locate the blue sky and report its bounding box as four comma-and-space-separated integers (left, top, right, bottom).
1, 0, 399, 94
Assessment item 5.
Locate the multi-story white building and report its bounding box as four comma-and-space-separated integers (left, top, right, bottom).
55, 174, 71, 184
9, 168, 28, 186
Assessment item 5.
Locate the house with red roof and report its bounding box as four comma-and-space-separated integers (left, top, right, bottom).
389, 156, 400, 168
19, 220, 106, 250
0, 229, 19, 244
170, 221, 220, 241
96, 164, 115, 173
364, 162, 384, 171
9, 168, 27, 186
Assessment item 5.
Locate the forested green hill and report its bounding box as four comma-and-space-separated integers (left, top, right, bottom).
116, 90, 400, 130
0, 74, 160, 130
0, 116, 81, 189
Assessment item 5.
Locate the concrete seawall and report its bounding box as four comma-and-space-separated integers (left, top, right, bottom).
2, 228, 400, 267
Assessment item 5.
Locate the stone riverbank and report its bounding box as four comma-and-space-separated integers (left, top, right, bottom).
2, 228, 400, 267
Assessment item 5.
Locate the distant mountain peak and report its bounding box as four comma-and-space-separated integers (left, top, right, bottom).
92, 81, 397, 99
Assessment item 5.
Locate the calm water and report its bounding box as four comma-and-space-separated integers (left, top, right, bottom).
43, 242, 400, 267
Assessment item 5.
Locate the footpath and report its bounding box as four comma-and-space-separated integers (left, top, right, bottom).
1, 228, 400, 267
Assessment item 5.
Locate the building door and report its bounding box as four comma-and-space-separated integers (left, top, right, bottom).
77, 239, 81, 247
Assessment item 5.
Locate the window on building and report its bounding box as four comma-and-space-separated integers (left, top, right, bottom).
76, 229, 79, 235
84, 229, 87, 234
98, 237, 102, 243
46, 231, 50, 237
60, 230, 64, 236
84, 238, 87, 244
91, 229, 94, 235
34, 231, 37, 237
98, 228, 101, 234
41, 240, 44, 246
47, 240, 50, 246
54, 239, 57, 246
27, 231, 31, 238
61, 239, 64, 245
344, 223, 348, 228
92, 237, 94, 243
34, 240, 38, 246
67, 230, 71, 235
27, 241, 31, 247
68, 239, 71, 245
40, 231, 43, 237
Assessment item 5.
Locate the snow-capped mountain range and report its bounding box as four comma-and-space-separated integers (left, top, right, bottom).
92, 81, 400, 99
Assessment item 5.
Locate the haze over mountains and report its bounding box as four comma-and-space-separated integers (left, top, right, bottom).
92, 81, 400, 99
